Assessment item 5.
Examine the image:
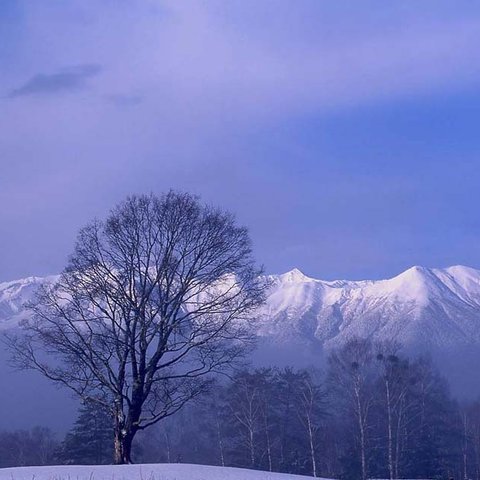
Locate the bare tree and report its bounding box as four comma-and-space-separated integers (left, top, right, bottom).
462, 409, 469, 480
328, 337, 377, 480
257, 369, 276, 472
293, 370, 326, 478
7, 192, 266, 464
226, 371, 263, 468
375, 341, 408, 480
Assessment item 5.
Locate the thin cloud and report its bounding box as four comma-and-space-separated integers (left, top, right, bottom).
8, 64, 102, 98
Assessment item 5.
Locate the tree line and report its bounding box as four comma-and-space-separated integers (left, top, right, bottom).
135, 338, 480, 480
3, 337, 480, 480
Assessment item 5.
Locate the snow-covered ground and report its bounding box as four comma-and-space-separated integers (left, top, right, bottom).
0, 463, 325, 480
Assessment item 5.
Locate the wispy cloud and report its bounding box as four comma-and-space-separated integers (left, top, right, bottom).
5, 3, 480, 112
8, 64, 102, 98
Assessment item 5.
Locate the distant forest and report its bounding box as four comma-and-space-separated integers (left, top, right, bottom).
1, 337, 479, 480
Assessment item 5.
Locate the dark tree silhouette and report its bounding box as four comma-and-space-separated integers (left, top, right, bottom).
8, 192, 266, 464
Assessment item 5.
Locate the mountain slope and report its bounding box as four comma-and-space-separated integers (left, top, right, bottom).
2, 266, 480, 351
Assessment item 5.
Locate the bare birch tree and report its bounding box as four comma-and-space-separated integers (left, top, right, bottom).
328, 338, 377, 480
375, 341, 408, 480
294, 370, 326, 478
227, 371, 263, 468
7, 192, 266, 464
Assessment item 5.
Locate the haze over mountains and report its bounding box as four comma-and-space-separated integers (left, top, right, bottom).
2, 265, 469, 474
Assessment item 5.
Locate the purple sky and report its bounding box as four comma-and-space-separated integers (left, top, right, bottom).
1, 1, 480, 282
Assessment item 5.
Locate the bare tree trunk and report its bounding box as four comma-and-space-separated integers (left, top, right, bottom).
307, 416, 317, 477
385, 378, 394, 480
355, 388, 367, 480
215, 412, 225, 467
394, 402, 403, 480
164, 429, 171, 463
463, 411, 469, 480
113, 405, 136, 465
263, 412, 273, 472
113, 406, 125, 464
113, 428, 134, 464
249, 426, 255, 468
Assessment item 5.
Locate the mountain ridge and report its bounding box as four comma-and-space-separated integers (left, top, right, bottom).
2, 265, 480, 351
258, 264, 480, 350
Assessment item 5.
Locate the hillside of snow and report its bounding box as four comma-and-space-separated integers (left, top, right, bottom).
2, 265, 480, 351
0, 463, 323, 480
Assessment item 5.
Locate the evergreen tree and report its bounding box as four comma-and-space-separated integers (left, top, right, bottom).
61, 402, 113, 465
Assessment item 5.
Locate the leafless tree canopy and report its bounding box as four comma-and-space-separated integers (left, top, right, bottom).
8, 191, 266, 463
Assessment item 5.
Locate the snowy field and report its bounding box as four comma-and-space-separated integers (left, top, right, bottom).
0, 463, 325, 480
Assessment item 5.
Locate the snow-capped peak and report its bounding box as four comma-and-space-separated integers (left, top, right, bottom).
279, 268, 314, 283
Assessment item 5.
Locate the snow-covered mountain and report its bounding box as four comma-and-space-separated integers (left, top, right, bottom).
256, 265, 480, 351
0, 275, 58, 329
2, 266, 480, 351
